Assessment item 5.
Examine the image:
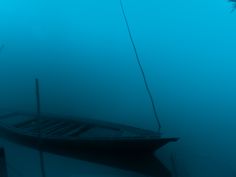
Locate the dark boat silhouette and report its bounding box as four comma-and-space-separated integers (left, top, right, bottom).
0, 111, 178, 154
0, 110, 178, 177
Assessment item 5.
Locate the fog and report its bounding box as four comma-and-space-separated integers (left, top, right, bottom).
0, 0, 236, 176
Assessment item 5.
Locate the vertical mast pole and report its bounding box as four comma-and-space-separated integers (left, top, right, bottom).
35, 78, 46, 177
0, 147, 8, 177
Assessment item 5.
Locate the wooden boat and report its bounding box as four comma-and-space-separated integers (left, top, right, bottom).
0, 110, 178, 177
0, 73, 179, 176
0, 111, 178, 154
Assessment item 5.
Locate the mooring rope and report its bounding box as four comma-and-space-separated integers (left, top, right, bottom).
119, 0, 162, 133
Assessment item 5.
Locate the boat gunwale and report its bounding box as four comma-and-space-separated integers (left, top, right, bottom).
0, 121, 165, 141
0, 111, 161, 135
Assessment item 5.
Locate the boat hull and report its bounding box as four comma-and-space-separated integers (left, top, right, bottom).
0, 112, 179, 177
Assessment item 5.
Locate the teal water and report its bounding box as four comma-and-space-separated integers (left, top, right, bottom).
0, 0, 236, 177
